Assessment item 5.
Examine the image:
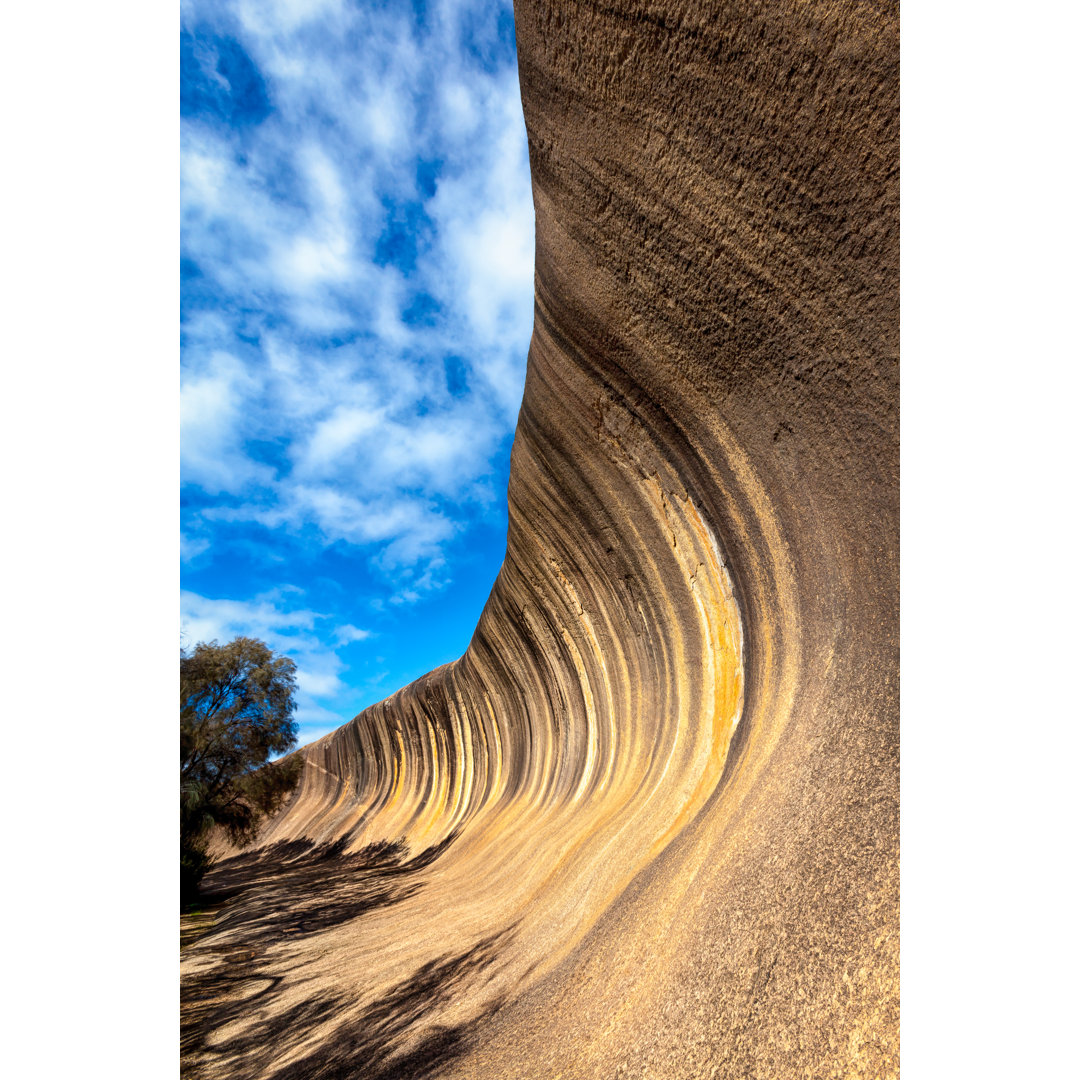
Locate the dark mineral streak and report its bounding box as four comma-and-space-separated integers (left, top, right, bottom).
181, 2, 898, 1077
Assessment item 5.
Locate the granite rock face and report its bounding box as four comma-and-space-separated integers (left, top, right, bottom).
181, 2, 898, 1077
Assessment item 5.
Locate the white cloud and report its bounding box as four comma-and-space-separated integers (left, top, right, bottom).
181, 0, 530, 588
271, 144, 357, 292
298, 404, 384, 474
180, 534, 210, 563
181, 144, 229, 212
290, 716, 344, 750
180, 351, 274, 494
333, 624, 372, 645
439, 82, 479, 139
236, 0, 345, 38
203, 486, 456, 573
179, 588, 320, 647
424, 75, 534, 417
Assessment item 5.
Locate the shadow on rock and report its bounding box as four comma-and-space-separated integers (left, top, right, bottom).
190, 834, 456, 947
182, 833, 506, 1080
265, 930, 512, 1080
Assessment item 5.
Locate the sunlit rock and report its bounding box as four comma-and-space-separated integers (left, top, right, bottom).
181, 1, 898, 1076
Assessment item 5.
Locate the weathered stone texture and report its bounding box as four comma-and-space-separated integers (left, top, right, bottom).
182, 3, 898, 1077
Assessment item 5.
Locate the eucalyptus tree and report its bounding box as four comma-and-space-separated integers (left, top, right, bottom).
180, 636, 303, 900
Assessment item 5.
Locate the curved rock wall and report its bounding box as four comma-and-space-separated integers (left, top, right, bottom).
183, 1, 898, 1077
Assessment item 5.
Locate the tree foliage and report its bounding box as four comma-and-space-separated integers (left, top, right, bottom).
180, 636, 303, 900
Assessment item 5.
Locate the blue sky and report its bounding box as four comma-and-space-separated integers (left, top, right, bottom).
180, 0, 534, 747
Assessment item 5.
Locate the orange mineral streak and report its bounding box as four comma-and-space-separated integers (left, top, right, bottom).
229, 397, 749, 1053
183, 1, 898, 1075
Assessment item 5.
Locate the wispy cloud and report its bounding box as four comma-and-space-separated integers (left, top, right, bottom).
181, 0, 531, 742
333, 624, 371, 646
181, 0, 530, 581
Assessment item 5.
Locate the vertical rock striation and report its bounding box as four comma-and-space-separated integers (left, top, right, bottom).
181, 2, 898, 1077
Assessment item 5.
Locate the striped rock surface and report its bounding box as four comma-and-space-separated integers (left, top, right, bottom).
181, 1, 899, 1077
